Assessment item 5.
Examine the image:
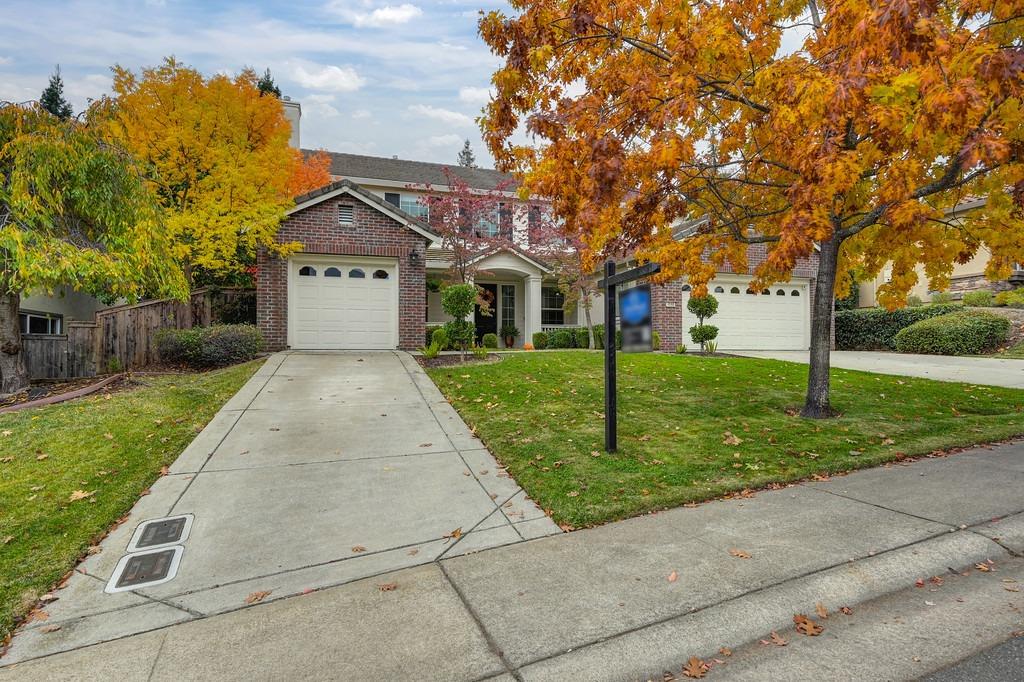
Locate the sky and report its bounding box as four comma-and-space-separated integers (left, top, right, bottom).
0, 0, 508, 166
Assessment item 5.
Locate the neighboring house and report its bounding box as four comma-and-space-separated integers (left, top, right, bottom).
256, 151, 821, 352
18, 289, 111, 335
857, 198, 1024, 306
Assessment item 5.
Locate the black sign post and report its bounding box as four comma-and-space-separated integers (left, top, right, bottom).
598, 260, 661, 452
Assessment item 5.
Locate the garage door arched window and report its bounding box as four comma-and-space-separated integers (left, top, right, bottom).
714, 286, 725, 293
324, 267, 342, 278
730, 287, 740, 294
681, 285, 691, 292
348, 268, 366, 278
299, 266, 317, 277
746, 288, 756, 295
372, 269, 389, 280
776, 289, 785, 296
791, 289, 800, 296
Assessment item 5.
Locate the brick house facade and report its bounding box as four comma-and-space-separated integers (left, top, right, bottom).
257, 181, 433, 351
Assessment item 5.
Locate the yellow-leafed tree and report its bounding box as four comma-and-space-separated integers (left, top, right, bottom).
101, 58, 329, 284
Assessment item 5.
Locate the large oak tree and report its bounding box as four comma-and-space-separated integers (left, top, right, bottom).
480, 0, 1024, 416
0, 103, 186, 394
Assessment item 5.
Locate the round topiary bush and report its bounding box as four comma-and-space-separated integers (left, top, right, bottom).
532, 331, 549, 350
481, 332, 499, 349
549, 329, 574, 348
574, 327, 591, 349
894, 310, 1010, 355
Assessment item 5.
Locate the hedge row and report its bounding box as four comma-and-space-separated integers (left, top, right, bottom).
894, 310, 1010, 356
834, 304, 960, 350
156, 324, 264, 368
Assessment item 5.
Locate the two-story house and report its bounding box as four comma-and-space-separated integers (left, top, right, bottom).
256, 150, 821, 352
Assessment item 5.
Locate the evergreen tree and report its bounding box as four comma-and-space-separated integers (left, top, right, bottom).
457, 139, 476, 168
39, 66, 74, 120
256, 69, 281, 98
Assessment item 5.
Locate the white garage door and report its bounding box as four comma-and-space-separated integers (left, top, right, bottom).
289, 257, 398, 349
681, 276, 810, 350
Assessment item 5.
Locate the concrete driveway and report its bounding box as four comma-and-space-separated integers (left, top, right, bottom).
2, 351, 559, 665
735, 350, 1024, 388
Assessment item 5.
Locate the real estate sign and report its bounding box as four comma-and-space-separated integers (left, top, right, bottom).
619, 285, 653, 353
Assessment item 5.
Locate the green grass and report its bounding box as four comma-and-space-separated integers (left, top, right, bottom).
427, 352, 1024, 528
998, 340, 1024, 359
0, 360, 261, 640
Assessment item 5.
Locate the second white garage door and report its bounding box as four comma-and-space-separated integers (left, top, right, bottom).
681, 276, 810, 350
289, 257, 398, 349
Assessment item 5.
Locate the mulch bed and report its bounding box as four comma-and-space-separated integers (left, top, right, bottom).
0, 374, 138, 412
416, 353, 502, 369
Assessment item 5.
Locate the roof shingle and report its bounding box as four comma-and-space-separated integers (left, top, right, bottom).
305, 149, 516, 191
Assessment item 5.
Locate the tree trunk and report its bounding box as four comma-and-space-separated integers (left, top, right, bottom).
802, 233, 840, 418
582, 290, 594, 349
0, 291, 29, 396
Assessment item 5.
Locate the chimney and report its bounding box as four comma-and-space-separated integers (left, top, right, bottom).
282, 99, 301, 149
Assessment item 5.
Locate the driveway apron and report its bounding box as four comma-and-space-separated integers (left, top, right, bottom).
2, 351, 560, 665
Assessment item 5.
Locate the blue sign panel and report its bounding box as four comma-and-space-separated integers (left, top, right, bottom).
618, 285, 652, 352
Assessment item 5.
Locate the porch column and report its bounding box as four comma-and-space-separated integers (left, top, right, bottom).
525, 275, 542, 346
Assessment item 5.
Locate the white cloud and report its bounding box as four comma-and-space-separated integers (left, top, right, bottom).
351, 109, 371, 119
291, 62, 364, 92
328, 3, 424, 29
408, 103, 472, 126
458, 86, 491, 104
305, 93, 341, 118
424, 133, 463, 148
0, 56, 13, 66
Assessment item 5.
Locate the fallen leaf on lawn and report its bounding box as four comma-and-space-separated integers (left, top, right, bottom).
378, 582, 398, 592
351, 545, 367, 553
68, 490, 95, 502
443, 527, 463, 543
2, 536, 13, 545
567, 491, 579, 497
881, 438, 895, 446
0, 457, 12, 463
39, 625, 61, 634
722, 431, 743, 446
793, 614, 823, 636
681, 656, 707, 679
760, 631, 788, 647
729, 549, 751, 559
815, 602, 828, 619
36, 453, 48, 461
1, 430, 11, 436
103, 433, 114, 440
719, 647, 732, 657
668, 571, 678, 583
244, 591, 271, 604
638, 434, 652, 442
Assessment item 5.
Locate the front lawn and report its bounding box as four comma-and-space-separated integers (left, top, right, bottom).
0, 360, 261, 641
999, 340, 1024, 359
427, 352, 1024, 527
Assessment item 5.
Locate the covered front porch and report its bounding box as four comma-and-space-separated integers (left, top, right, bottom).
425, 247, 599, 348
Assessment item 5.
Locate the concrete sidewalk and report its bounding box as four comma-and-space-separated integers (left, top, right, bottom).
3, 436, 1023, 680
734, 349, 1024, 388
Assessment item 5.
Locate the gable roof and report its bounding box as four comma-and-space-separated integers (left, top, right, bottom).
289, 179, 439, 243
305, 149, 516, 191
466, 244, 552, 273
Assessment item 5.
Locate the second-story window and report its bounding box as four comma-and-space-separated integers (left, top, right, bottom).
383, 192, 428, 220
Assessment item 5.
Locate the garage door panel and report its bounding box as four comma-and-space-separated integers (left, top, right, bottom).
682, 278, 809, 351
290, 258, 398, 350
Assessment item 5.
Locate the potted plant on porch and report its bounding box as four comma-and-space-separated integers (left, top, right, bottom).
499, 324, 520, 348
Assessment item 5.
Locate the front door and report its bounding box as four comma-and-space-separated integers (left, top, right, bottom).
474, 283, 498, 343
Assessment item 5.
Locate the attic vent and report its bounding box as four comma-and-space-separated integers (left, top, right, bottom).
339, 204, 354, 225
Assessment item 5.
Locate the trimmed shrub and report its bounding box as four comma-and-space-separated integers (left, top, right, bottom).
675, 344, 687, 354
441, 284, 476, 353
471, 344, 489, 359
443, 319, 475, 353
549, 329, 574, 349
689, 324, 719, 346
532, 331, 549, 350
834, 304, 960, 350
426, 325, 444, 347
157, 324, 264, 368
962, 290, 995, 307
995, 289, 1024, 308
481, 333, 499, 349
931, 291, 955, 304
652, 330, 661, 351
592, 324, 605, 349
574, 327, 591, 349
894, 310, 1010, 356
431, 326, 449, 350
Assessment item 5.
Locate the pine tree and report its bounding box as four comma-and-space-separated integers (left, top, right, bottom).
39, 66, 73, 120
256, 69, 281, 98
457, 139, 476, 168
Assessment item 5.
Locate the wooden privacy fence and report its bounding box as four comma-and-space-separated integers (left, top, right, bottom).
23, 287, 255, 380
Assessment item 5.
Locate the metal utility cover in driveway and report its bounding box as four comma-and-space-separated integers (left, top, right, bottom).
105, 546, 184, 593
127, 514, 194, 552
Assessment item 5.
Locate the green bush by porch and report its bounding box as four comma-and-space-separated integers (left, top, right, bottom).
426, 352, 1024, 527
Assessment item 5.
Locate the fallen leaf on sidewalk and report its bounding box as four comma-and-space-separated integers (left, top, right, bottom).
443, 527, 463, 543
729, 549, 751, 559
668, 571, 678, 583
39, 625, 61, 634
815, 602, 828, 619
718, 647, 732, 657
378, 582, 398, 592
915, 579, 925, 588
794, 614, 823, 636
159, 465, 169, 476
244, 591, 271, 604
408, 549, 419, 556
840, 606, 853, 615
1005, 585, 1020, 593
682, 656, 708, 678
351, 545, 367, 553
760, 631, 787, 647
975, 563, 992, 572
